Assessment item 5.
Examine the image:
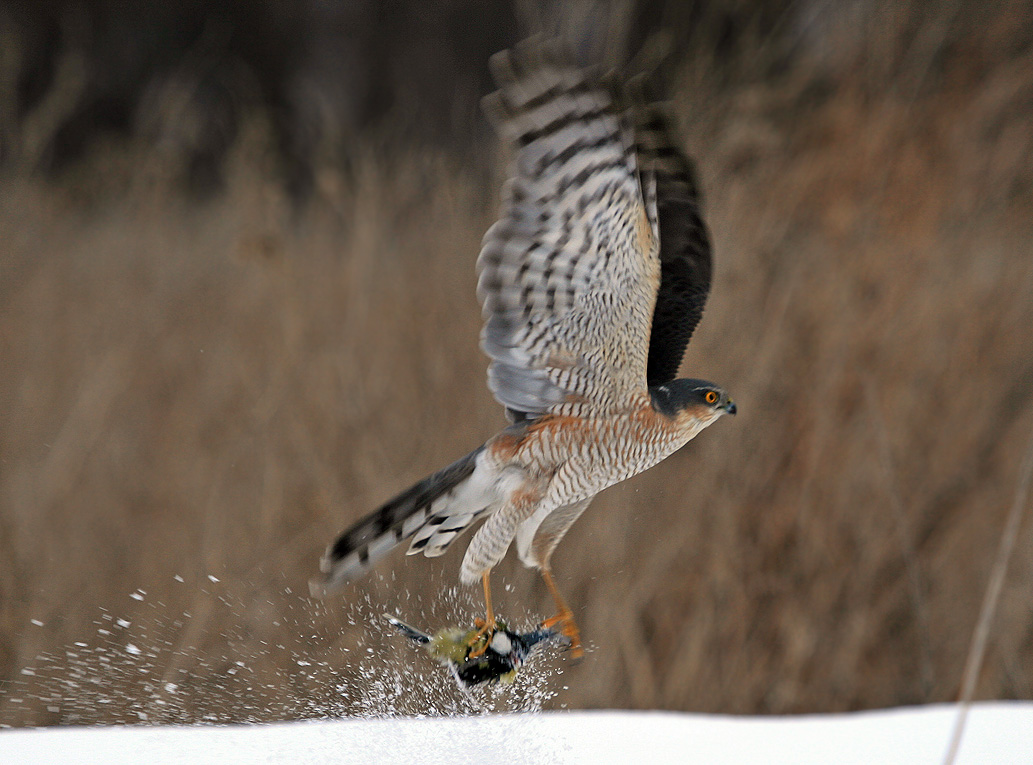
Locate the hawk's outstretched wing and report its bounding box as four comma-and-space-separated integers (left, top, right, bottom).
628, 79, 713, 387
477, 39, 661, 422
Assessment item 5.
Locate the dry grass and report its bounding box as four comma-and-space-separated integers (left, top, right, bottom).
2, 2, 1033, 725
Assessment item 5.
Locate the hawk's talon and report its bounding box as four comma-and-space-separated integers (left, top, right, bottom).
466, 618, 496, 658
540, 568, 584, 658
543, 609, 583, 659
466, 571, 496, 658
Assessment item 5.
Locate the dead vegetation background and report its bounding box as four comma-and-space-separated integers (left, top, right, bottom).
2, 0, 1032, 725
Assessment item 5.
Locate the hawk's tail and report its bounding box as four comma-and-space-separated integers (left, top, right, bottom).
310, 446, 491, 597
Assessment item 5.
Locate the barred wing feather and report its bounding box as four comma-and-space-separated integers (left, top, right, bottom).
477, 39, 661, 422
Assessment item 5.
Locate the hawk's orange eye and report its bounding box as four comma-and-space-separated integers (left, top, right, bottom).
705, 391, 719, 404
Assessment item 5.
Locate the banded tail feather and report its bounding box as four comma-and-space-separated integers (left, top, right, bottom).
311, 446, 490, 597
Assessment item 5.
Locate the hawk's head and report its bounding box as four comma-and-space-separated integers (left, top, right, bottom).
650, 378, 736, 429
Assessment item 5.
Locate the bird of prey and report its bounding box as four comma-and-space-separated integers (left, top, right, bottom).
312, 39, 735, 658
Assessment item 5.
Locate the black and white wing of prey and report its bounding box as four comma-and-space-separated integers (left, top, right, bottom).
477, 38, 662, 422
627, 77, 713, 386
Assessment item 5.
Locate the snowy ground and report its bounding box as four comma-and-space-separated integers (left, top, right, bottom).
4, 702, 1032, 765
5, 584, 1031, 763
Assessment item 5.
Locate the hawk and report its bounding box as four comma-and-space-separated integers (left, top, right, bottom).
312, 39, 735, 657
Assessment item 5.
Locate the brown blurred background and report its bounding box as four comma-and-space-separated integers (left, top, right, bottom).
2, 0, 1032, 726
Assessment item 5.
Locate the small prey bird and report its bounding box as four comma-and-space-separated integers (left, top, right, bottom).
385, 614, 566, 687
311, 38, 735, 658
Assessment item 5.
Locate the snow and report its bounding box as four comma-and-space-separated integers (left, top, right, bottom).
3, 702, 1031, 765
5, 584, 1030, 762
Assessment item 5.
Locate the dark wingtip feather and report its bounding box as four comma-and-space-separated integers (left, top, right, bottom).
626, 79, 713, 385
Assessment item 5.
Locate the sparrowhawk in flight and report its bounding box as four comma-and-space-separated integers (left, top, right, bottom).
312, 38, 736, 657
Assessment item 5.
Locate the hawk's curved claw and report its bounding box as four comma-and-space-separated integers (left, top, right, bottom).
540, 568, 583, 659
542, 609, 583, 659
467, 572, 496, 658
466, 616, 496, 658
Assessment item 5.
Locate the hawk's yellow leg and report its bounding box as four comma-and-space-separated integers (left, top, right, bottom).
466, 571, 496, 658
541, 567, 583, 659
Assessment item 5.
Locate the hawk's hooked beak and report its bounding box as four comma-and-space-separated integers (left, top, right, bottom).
724, 400, 737, 416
